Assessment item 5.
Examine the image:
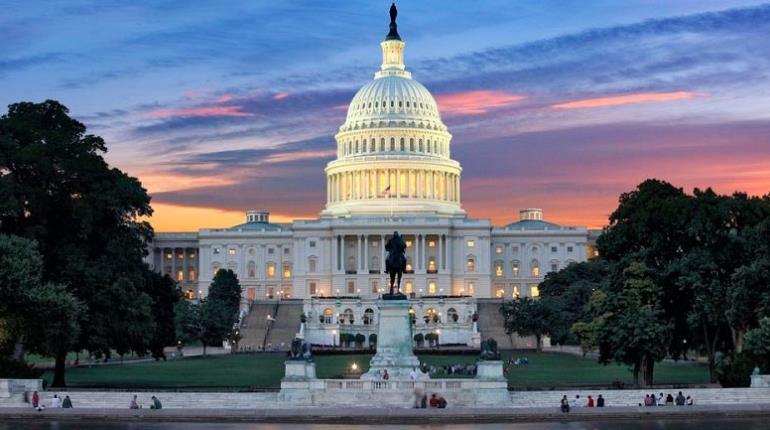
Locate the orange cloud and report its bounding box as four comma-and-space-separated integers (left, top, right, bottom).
436, 90, 525, 115
273, 92, 290, 100
146, 106, 254, 118
144, 203, 245, 232
552, 91, 699, 109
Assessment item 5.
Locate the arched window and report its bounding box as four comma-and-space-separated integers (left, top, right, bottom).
400, 138, 405, 151
346, 255, 356, 273
322, 308, 333, 324
342, 308, 354, 324
247, 261, 256, 278
380, 138, 385, 151
447, 308, 458, 323
420, 139, 424, 152
495, 286, 505, 298
211, 262, 221, 278
530, 259, 540, 277
371, 255, 380, 271
363, 308, 375, 325
466, 256, 476, 272
308, 257, 317, 273
494, 260, 504, 277
390, 138, 395, 151
267, 262, 276, 278
511, 260, 520, 277
283, 263, 292, 278
405, 256, 413, 272
370, 139, 375, 152
410, 138, 415, 152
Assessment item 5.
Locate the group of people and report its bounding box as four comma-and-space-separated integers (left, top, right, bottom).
643, 392, 693, 406
560, 394, 606, 412
129, 395, 163, 409
426, 363, 477, 377
30, 391, 72, 410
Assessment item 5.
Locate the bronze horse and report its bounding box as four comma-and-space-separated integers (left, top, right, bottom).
385, 231, 407, 296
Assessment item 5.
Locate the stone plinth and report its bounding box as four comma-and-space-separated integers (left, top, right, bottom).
283, 361, 316, 380
752, 374, 770, 388
476, 360, 504, 379
0, 379, 42, 398
362, 299, 420, 379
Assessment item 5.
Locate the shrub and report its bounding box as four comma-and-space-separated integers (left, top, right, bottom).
355, 333, 366, 348
368, 333, 377, 348
716, 353, 753, 387
414, 333, 424, 346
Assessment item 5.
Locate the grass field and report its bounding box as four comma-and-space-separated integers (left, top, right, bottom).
43, 351, 710, 389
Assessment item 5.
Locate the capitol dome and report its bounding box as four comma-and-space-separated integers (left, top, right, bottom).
321, 4, 465, 219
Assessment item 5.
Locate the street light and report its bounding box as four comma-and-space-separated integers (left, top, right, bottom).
332, 329, 337, 348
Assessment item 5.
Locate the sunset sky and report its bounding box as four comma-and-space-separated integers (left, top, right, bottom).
3, 1, 770, 231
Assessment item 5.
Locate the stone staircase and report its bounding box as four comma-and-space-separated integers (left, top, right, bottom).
239, 301, 278, 351
264, 300, 303, 351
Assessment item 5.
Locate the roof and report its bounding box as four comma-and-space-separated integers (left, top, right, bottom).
227, 221, 283, 232
502, 219, 563, 231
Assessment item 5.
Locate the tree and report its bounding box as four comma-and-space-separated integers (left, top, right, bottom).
208, 269, 242, 315
413, 333, 424, 347
0, 101, 155, 385
368, 333, 377, 349
199, 300, 234, 356
501, 297, 551, 351
355, 333, 366, 348
142, 270, 180, 360
743, 318, 770, 373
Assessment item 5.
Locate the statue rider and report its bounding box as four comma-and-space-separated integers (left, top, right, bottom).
385, 231, 407, 297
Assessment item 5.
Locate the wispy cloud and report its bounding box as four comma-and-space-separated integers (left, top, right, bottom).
435, 90, 525, 115
145, 105, 254, 118
552, 91, 701, 109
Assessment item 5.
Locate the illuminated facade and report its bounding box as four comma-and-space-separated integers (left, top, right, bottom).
145, 8, 589, 347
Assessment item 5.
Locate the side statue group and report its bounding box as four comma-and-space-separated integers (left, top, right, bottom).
480, 338, 501, 360
289, 337, 313, 362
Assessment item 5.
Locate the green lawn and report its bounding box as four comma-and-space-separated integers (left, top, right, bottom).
43, 351, 710, 389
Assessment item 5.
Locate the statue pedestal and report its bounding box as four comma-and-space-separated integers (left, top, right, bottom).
476, 360, 504, 379
283, 361, 316, 380
362, 299, 420, 380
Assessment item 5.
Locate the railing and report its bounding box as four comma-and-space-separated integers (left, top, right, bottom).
322, 379, 474, 392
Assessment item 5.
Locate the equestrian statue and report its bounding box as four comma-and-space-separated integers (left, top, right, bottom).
384, 231, 407, 298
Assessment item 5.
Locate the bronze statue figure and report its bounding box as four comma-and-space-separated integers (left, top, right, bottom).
389, 2, 397, 24
289, 337, 313, 362
385, 231, 407, 297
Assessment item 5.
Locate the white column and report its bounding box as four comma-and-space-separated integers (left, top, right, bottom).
380, 234, 386, 273
340, 235, 345, 273
357, 235, 362, 272
396, 168, 400, 199
364, 235, 369, 273
415, 235, 421, 271
438, 236, 443, 272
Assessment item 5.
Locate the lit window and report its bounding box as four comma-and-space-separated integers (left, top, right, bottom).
495, 263, 503, 277
228, 248, 236, 256
513, 285, 520, 298
177, 253, 184, 260
467, 240, 475, 248
495, 246, 503, 254
177, 269, 184, 282
466, 258, 475, 272
428, 258, 437, 272
428, 281, 437, 295
309, 282, 317, 295
405, 240, 412, 247
283, 263, 292, 278
512, 261, 520, 276
188, 269, 196, 281
531, 267, 540, 277
405, 281, 413, 294
428, 240, 436, 248
531, 286, 540, 297
212, 263, 220, 278
309, 241, 316, 248
495, 287, 505, 298
165, 253, 172, 260
267, 262, 276, 278
189, 252, 196, 259
468, 282, 475, 294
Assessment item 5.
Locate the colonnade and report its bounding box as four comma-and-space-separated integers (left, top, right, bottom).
327, 169, 460, 203
332, 233, 450, 274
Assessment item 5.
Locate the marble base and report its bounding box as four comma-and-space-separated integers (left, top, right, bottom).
362, 299, 421, 380
751, 374, 770, 388
476, 360, 504, 379
283, 361, 317, 380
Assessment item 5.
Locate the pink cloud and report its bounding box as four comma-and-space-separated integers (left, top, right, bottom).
182, 89, 208, 99
435, 90, 525, 115
273, 92, 290, 100
552, 91, 700, 109
146, 106, 254, 118
216, 95, 233, 103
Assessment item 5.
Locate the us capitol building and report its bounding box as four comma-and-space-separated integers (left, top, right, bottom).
146, 7, 592, 348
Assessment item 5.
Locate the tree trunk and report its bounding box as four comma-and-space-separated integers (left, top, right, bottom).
731, 327, 745, 353
202, 342, 207, 357
640, 355, 655, 387
51, 352, 67, 388
633, 362, 641, 386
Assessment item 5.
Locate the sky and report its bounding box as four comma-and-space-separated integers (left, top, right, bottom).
2, 0, 770, 231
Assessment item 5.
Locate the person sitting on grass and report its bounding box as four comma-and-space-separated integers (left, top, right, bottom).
150, 396, 162, 410
62, 395, 73, 408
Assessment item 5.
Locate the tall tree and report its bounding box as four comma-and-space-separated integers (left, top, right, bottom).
207, 269, 242, 316
143, 270, 180, 360
501, 297, 551, 351
0, 100, 154, 386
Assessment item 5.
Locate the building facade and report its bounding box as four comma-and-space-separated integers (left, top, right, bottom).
145, 10, 590, 347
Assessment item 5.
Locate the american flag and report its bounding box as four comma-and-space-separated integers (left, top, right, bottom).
382, 185, 391, 197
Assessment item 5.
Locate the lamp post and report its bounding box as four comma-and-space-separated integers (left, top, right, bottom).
332, 329, 337, 348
